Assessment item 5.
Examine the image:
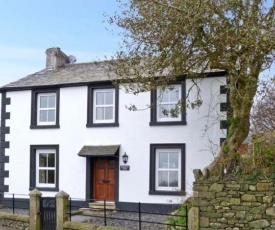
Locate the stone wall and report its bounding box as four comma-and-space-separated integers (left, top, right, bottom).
0, 212, 29, 230
192, 170, 275, 229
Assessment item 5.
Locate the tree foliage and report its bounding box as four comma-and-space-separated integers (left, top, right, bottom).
109, 0, 275, 172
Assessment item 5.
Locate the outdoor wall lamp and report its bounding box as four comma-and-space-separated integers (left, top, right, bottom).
122, 152, 129, 164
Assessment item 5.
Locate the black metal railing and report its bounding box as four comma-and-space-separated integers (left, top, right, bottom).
0, 193, 29, 215
68, 198, 188, 230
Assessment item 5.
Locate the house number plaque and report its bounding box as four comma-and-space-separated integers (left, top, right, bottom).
120, 165, 130, 171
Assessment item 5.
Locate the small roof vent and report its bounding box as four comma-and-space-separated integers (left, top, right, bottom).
68, 55, 77, 64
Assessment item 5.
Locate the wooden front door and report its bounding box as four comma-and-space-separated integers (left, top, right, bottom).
94, 158, 116, 201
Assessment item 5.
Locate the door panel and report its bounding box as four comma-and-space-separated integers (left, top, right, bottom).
94, 158, 116, 200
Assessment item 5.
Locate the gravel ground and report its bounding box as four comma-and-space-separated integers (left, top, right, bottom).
0, 208, 178, 230
83, 211, 168, 230
0, 208, 29, 215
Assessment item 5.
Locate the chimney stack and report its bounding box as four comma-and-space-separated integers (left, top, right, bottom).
45, 47, 69, 69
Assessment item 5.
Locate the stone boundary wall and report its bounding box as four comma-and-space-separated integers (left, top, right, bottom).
191, 169, 275, 229
0, 212, 29, 230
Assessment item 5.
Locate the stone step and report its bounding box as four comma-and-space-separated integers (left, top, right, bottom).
89, 202, 116, 210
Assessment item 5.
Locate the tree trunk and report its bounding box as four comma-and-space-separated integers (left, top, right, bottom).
207, 70, 259, 174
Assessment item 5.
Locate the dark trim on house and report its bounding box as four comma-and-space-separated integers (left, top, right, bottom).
220, 85, 229, 94
85, 157, 93, 200
116, 201, 179, 214
220, 138, 226, 146
220, 103, 229, 112
150, 80, 187, 126
220, 120, 228, 129
0, 71, 227, 93
149, 143, 186, 196
219, 84, 232, 136
0, 92, 10, 196
29, 145, 59, 191
86, 84, 119, 127
30, 88, 60, 129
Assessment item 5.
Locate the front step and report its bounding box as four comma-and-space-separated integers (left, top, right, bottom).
79, 202, 116, 216
89, 202, 116, 210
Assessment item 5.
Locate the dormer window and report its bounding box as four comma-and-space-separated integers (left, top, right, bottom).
31, 89, 60, 129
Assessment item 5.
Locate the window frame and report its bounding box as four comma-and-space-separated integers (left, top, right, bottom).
149, 144, 186, 196
37, 93, 57, 126
36, 149, 57, 188
155, 148, 181, 191
150, 79, 186, 126
30, 145, 59, 191
30, 89, 60, 129
93, 88, 115, 124
87, 85, 119, 127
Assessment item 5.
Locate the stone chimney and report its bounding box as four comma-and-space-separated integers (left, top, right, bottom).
45, 47, 69, 69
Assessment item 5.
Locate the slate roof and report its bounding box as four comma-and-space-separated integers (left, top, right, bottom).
1, 59, 226, 91
2, 61, 116, 89
78, 145, 120, 157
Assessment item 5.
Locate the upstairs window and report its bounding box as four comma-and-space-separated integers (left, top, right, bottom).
93, 89, 115, 123
157, 85, 181, 122
31, 89, 60, 129
87, 85, 119, 127
150, 80, 186, 126
37, 93, 56, 125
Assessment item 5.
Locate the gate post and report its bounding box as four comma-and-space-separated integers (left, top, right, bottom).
56, 190, 69, 230
29, 189, 42, 230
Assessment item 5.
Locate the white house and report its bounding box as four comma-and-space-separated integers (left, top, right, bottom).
0, 47, 227, 209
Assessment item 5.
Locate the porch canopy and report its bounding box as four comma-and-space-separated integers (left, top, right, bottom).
77, 145, 120, 157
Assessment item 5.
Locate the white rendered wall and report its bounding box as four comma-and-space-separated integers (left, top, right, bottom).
5, 76, 226, 203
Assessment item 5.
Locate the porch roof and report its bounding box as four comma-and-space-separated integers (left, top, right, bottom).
77, 145, 120, 157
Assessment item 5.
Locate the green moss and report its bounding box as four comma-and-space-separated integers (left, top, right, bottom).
167, 206, 187, 229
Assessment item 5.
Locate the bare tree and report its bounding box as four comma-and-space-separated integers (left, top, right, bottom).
109, 0, 275, 172
251, 78, 275, 134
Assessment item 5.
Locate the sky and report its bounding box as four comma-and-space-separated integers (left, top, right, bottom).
0, 0, 122, 86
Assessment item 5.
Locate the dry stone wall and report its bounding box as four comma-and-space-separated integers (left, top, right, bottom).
192, 170, 275, 229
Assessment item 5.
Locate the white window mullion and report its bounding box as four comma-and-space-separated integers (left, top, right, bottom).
37, 93, 56, 125
156, 149, 181, 191
93, 89, 115, 123
36, 150, 56, 188
157, 84, 181, 122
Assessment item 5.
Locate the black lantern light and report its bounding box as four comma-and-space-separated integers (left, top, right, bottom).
122, 152, 129, 164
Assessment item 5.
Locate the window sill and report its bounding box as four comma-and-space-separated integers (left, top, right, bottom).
149, 190, 186, 196
86, 123, 119, 128
149, 121, 187, 126
29, 187, 59, 192
30, 125, 60, 129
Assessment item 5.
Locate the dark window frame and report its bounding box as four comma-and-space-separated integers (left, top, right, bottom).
149, 143, 186, 196
150, 79, 186, 126
87, 84, 119, 127
29, 145, 59, 192
30, 88, 60, 129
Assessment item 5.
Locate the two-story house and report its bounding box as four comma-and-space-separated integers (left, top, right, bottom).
0, 47, 227, 209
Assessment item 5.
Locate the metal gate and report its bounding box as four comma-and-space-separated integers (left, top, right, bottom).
40, 197, 56, 230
